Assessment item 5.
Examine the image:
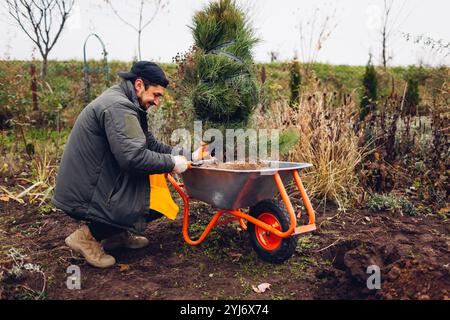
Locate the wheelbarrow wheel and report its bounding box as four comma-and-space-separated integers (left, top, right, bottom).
248, 200, 297, 264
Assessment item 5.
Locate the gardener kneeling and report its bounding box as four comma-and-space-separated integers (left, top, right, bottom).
52, 61, 211, 268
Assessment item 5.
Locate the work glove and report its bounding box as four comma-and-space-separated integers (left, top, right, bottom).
172, 155, 188, 174
192, 142, 214, 162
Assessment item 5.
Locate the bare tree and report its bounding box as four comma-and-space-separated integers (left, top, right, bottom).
5, 0, 74, 78
104, 0, 168, 60
379, 0, 411, 69
403, 33, 450, 58
297, 6, 337, 76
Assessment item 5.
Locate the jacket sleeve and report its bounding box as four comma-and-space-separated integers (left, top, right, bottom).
103, 105, 175, 175
146, 129, 191, 158
146, 131, 173, 154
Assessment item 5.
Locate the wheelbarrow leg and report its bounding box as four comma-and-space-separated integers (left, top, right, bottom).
292, 170, 316, 234
273, 172, 298, 236
166, 173, 227, 246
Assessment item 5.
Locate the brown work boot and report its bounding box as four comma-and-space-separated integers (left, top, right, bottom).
102, 232, 150, 251
65, 225, 116, 269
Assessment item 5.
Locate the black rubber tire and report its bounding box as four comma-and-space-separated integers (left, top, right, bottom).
248, 200, 297, 264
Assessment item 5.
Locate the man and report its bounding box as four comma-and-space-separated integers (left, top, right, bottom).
52, 61, 209, 268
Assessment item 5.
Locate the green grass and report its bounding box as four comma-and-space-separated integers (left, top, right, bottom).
1, 60, 446, 121
312, 63, 366, 91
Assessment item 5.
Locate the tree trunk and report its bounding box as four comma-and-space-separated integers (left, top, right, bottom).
138, 30, 142, 61
382, 32, 387, 70
30, 64, 39, 111
41, 55, 48, 79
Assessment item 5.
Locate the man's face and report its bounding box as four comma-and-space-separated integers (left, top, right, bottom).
134, 79, 165, 111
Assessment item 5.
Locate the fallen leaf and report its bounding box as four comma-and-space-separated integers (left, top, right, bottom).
228, 251, 243, 262
252, 283, 271, 294
374, 152, 380, 161
0, 195, 10, 202
118, 264, 130, 272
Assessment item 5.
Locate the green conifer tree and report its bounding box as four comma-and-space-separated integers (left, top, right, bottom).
189, 0, 260, 128
404, 71, 420, 116
360, 57, 378, 121
290, 59, 302, 107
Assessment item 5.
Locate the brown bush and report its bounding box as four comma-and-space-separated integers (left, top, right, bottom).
254, 94, 366, 210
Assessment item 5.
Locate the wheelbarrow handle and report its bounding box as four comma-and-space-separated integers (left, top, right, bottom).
188, 159, 218, 169
187, 161, 196, 170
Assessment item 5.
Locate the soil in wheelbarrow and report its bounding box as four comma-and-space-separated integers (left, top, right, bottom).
1, 195, 449, 300
202, 161, 270, 170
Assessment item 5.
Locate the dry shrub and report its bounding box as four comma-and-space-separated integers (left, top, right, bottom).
0, 127, 61, 205
254, 94, 366, 210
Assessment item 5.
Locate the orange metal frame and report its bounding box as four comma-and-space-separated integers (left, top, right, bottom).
166, 170, 316, 246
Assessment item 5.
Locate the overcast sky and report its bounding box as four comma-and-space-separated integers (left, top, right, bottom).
0, 0, 449, 66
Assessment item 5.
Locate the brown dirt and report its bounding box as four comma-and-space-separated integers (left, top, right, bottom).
0, 197, 449, 300
202, 161, 269, 170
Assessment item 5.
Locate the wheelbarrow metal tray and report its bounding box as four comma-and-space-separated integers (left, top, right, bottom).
181, 161, 312, 210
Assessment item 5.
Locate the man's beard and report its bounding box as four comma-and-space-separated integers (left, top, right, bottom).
139, 99, 155, 111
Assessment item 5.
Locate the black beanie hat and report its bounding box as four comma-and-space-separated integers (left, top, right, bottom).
118, 61, 169, 88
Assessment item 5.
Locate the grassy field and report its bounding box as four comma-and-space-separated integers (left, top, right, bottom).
1, 60, 447, 127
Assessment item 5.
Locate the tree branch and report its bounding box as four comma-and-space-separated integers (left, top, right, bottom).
141, 0, 161, 31
5, 0, 74, 77
107, 1, 139, 32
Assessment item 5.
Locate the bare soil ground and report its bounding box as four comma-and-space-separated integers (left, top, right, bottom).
0, 198, 449, 300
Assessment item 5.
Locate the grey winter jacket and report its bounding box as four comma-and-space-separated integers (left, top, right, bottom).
52, 80, 177, 234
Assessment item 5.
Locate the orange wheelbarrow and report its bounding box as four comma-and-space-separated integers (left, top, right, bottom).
165, 161, 316, 263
